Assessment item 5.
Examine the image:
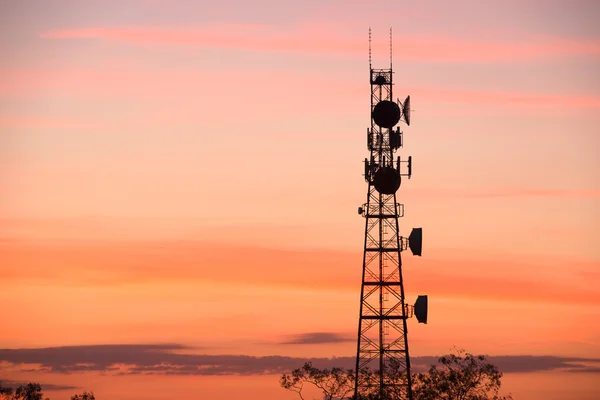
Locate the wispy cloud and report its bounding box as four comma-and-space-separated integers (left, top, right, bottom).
464, 188, 600, 199
407, 88, 600, 109
39, 26, 600, 62
1, 344, 599, 375
408, 187, 600, 199
405, 186, 600, 199
279, 332, 354, 345
569, 366, 600, 373
0, 116, 89, 130
1, 234, 598, 305
0, 380, 78, 392
2, 67, 597, 113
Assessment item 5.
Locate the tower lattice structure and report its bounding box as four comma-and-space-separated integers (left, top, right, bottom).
354, 29, 426, 400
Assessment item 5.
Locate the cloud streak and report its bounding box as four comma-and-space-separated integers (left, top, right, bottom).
1, 67, 597, 112
39, 26, 600, 62
279, 332, 354, 345
0, 380, 78, 392
1, 235, 598, 306
1, 344, 599, 376
465, 188, 600, 199
407, 88, 600, 109
408, 187, 600, 200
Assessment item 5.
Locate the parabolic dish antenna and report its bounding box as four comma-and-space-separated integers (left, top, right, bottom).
374, 75, 387, 85
414, 295, 428, 324
373, 167, 401, 194
408, 227, 422, 256
402, 95, 411, 126
372, 100, 401, 129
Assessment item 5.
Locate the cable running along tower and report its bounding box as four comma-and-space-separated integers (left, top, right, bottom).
354, 28, 428, 400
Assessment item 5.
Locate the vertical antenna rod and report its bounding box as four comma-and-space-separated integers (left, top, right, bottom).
390, 26, 393, 70
369, 27, 372, 69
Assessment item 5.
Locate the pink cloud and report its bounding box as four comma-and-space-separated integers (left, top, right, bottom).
1, 238, 598, 306
405, 187, 600, 199
0, 116, 88, 130
1, 68, 598, 112
407, 87, 600, 109
463, 187, 600, 199
39, 26, 600, 62
39, 25, 365, 56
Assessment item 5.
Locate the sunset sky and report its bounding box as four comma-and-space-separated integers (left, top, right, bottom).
1, 0, 599, 399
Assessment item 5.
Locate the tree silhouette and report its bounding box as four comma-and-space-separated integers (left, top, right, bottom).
0, 384, 96, 400
280, 362, 355, 400
0, 384, 14, 400
280, 349, 513, 400
0, 383, 49, 400
413, 349, 512, 400
70, 392, 95, 400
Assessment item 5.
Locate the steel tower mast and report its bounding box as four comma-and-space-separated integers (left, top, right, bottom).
353, 28, 428, 400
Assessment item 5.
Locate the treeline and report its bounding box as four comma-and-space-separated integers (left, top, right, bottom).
0, 383, 94, 400
280, 349, 514, 400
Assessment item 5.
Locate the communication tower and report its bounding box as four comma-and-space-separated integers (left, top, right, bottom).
353, 28, 428, 400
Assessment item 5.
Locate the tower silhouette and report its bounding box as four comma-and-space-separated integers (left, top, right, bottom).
353, 28, 427, 400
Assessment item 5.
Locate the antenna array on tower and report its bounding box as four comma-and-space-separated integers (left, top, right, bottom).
353, 28, 428, 400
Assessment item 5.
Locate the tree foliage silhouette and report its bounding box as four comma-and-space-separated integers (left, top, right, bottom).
15, 383, 47, 400
0, 384, 13, 400
0, 384, 95, 400
413, 349, 512, 400
0, 383, 49, 400
280, 349, 513, 400
280, 363, 355, 400
70, 392, 95, 400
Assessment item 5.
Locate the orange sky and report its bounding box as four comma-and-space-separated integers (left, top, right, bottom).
1, 0, 599, 399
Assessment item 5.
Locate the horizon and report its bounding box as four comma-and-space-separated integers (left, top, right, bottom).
1, 0, 599, 399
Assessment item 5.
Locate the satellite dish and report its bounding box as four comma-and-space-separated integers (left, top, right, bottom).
402, 95, 411, 126
373, 167, 401, 195
414, 295, 428, 324
408, 227, 422, 256
372, 100, 401, 129
373, 75, 387, 85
